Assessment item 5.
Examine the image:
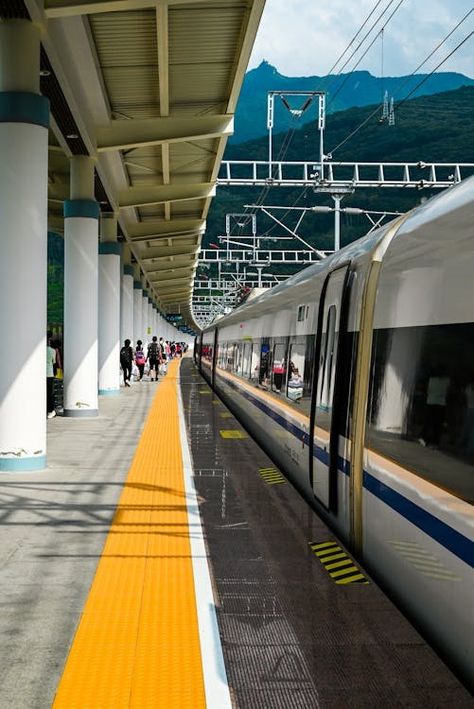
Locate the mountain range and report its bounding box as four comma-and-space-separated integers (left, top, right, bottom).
231, 61, 474, 143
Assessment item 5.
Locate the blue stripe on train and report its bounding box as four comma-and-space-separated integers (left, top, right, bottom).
217, 372, 474, 569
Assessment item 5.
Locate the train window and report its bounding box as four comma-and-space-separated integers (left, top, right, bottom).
272, 343, 287, 394
250, 343, 260, 384
226, 344, 236, 372
217, 343, 226, 369
242, 342, 252, 378
367, 322, 474, 504
319, 305, 337, 410
235, 344, 243, 374
286, 337, 315, 415
259, 340, 272, 389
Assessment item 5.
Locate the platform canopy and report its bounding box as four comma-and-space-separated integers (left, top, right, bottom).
18, 0, 265, 329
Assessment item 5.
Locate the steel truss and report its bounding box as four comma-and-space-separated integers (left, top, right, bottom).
217, 160, 474, 188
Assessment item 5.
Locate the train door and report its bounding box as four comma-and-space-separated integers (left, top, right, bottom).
311, 264, 351, 510
211, 329, 218, 387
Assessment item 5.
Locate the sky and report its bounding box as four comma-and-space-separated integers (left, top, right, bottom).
249, 0, 474, 79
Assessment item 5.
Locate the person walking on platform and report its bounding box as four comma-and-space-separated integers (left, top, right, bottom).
46, 333, 57, 418
120, 339, 133, 387
135, 340, 146, 382
147, 336, 161, 382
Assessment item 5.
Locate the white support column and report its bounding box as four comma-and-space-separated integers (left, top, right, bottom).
63, 155, 99, 417
142, 278, 149, 345
133, 264, 143, 347
153, 306, 158, 337
120, 243, 134, 345
148, 299, 154, 338
98, 213, 120, 396
0, 20, 49, 470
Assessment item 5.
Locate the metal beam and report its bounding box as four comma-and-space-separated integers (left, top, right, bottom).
141, 246, 200, 261
44, 0, 228, 17
226, 0, 266, 114
97, 115, 233, 152
157, 2, 169, 117
154, 275, 192, 287
146, 259, 195, 273
127, 218, 205, 240
217, 160, 473, 189
119, 183, 215, 209
149, 264, 195, 278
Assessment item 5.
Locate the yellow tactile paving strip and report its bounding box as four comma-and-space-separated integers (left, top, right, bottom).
53, 359, 206, 709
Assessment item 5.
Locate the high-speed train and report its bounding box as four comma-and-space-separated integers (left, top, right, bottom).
196, 177, 474, 687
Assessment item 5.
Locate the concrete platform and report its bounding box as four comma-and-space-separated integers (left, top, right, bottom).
0, 380, 155, 708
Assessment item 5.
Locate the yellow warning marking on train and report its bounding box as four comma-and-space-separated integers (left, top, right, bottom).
220, 429, 248, 439
53, 359, 206, 709
309, 541, 369, 585
389, 540, 461, 581
259, 467, 286, 485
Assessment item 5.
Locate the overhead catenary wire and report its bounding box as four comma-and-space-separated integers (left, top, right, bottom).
327, 0, 406, 110
328, 10, 474, 156
322, 0, 387, 80
395, 30, 474, 110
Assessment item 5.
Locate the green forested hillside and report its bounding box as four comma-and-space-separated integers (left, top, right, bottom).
48, 232, 64, 325
204, 86, 474, 264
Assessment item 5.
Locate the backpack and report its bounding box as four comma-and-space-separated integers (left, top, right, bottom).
148, 342, 159, 359
120, 346, 132, 364
135, 350, 145, 365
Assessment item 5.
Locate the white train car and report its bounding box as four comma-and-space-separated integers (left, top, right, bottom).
196, 177, 474, 687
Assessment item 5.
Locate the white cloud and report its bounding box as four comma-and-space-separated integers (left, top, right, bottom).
249, 0, 474, 78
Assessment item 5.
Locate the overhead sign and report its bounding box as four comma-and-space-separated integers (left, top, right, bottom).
166, 313, 183, 323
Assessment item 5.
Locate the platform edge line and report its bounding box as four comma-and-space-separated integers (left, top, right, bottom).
178, 365, 232, 709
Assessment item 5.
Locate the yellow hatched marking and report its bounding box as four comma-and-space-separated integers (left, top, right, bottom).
309, 541, 369, 585
259, 467, 286, 480
219, 412, 233, 419
325, 559, 355, 571
335, 573, 368, 585
199, 390, 211, 395
330, 565, 359, 578
311, 541, 338, 551
314, 545, 342, 556
53, 359, 206, 709
220, 430, 247, 439
317, 551, 347, 563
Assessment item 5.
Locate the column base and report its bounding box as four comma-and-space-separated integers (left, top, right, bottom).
64, 409, 99, 418
0, 455, 46, 472
99, 389, 120, 396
